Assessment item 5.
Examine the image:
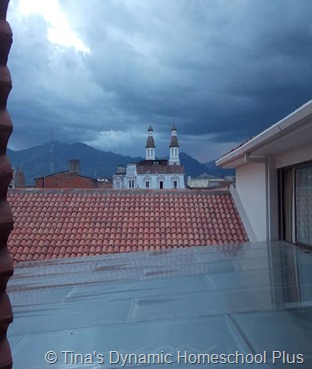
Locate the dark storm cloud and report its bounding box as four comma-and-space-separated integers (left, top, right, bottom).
6, 0, 312, 161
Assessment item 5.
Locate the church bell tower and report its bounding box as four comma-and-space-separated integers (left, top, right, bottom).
169, 124, 180, 165
146, 125, 155, 160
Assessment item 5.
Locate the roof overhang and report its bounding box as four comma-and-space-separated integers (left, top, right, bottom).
216, 100, 312, 169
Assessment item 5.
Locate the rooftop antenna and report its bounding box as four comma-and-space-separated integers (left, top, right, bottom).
50, 126, 54, 173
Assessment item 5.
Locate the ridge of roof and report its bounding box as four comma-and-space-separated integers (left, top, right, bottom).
9, 188, 228, 194
35, 171, 96, 180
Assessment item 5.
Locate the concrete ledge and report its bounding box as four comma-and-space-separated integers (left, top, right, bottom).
230, 188, 257, 242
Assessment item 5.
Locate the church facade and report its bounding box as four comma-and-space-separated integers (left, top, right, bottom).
113, 126, 185, 190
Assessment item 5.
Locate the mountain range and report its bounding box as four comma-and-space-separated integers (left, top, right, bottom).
7, 142, 234, 185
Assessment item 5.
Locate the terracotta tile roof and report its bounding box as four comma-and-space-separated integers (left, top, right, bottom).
7, 189, 248, 264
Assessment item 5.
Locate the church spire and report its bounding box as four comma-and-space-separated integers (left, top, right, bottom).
169, 124, 180, 165
145, 125, 155, 160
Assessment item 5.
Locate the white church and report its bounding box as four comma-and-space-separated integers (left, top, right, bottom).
113, 125, 185, 190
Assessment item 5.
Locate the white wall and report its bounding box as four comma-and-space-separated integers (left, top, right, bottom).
235, 143, 312, 242
187, 178, 209, 188
236, 162, 267, 241
113, 170, 185, 190
136, 173, 185, 189
275, 142, 312, 169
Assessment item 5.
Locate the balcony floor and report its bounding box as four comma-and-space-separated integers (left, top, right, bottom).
7, 241, 312, 368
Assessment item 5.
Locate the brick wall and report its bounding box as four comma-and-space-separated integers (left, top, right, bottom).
36, 172, 98, 189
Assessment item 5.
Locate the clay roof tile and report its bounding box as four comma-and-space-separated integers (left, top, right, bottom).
7, 190, 247, 263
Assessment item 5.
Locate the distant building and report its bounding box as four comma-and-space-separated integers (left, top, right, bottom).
35, 160, 112, 189
187, 175, 235, 189
97, 178, 113, 189
113, 126, 185, 189
9, 168, 26, 188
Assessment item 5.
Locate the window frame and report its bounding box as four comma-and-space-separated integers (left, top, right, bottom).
279, 160, 312, 251
294, 162, 312, 250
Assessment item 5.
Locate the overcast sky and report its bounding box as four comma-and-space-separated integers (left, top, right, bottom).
6, 0, 312, 163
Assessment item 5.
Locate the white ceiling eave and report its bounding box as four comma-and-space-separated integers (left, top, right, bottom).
216, 100, 312, 169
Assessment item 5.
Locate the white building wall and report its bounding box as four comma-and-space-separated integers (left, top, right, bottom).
114, 171, 185, 189
275, 142, 312, 169
235, 143, 312, 242
236, 162, 267, 241
169, 148, 180, 165
137, 173, 185, 189
187, 178, 209, 188
123, 164, 138, 189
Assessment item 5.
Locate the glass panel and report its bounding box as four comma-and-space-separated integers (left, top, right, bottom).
296, 166, 312, 246
8, 241, 312, 368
